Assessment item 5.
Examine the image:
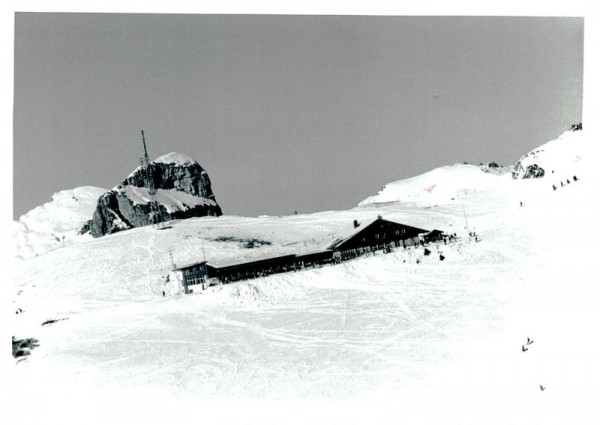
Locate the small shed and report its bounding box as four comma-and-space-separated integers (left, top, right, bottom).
423, 229, 445, 243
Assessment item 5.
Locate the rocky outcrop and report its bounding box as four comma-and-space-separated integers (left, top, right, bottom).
512, 149, 546, 179
13, 186, 106, 260
81, 153, 222, 237
479, 162, 510, 176
513, 163, 545, 179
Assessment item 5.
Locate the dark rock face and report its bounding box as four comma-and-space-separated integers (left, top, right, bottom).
512, 147, 546, 180
81, 153, 222, 237
512, 163, 545, 179
122, 161, 216, 199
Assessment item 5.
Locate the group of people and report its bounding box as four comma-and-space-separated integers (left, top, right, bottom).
441, 232, 458, 245
552, 175, 579, 191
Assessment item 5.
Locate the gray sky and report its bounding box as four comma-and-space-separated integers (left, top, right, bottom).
13, 14, 583, 219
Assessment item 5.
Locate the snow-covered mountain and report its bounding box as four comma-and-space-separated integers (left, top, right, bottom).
12, 186, 105, 260
82, 152, 222, 237
9, 130, 600, 425
512, 130, 589, 179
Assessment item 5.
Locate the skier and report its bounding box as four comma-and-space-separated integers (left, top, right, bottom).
520, 201, 523, 207
522, 345, 528, 352
573, 175, 578, 181
527, 337, 534, 345
552, 185, 557, 191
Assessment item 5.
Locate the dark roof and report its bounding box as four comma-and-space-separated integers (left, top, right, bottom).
175, 260, 207, 271
207, 254, 297, 271
328, 217, 428, 250
327, 218, 380, 250
295, 249, 334, 260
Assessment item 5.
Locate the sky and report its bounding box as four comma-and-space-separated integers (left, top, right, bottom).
13, 14, 583, 219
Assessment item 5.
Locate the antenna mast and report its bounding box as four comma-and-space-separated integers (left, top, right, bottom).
168, 249, 177, 270
139, 130, 165, 227
141, 130, 150, 165
462, 206, 470, 232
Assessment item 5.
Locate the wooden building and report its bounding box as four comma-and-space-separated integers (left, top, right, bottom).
328, 216, 429, 252
205, 254, 297, 284
294, 249, 334, 268
172, 216, 445, 290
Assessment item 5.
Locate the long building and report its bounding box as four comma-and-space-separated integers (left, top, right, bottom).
170, 216, 444, 292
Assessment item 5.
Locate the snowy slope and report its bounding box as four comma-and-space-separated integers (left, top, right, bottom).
359, 163, 507, 207
9, 130, 600, 425
12, 186, 105, 260
513, 130, 590, 179
125, 152, 197, 179
154, 151, 196, 165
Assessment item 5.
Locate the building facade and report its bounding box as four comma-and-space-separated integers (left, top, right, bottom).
171, 217, 445, 291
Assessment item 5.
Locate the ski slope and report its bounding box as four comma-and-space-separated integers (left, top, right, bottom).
8, 131, 600, 425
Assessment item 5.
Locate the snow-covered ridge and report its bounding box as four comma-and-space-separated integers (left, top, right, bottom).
512, 130, 589, 180
361, 130, 591, 208
13, 186, 105, 260
154, 152, 196, 165
359, 163, 504, 207
125, 152, 197, 180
